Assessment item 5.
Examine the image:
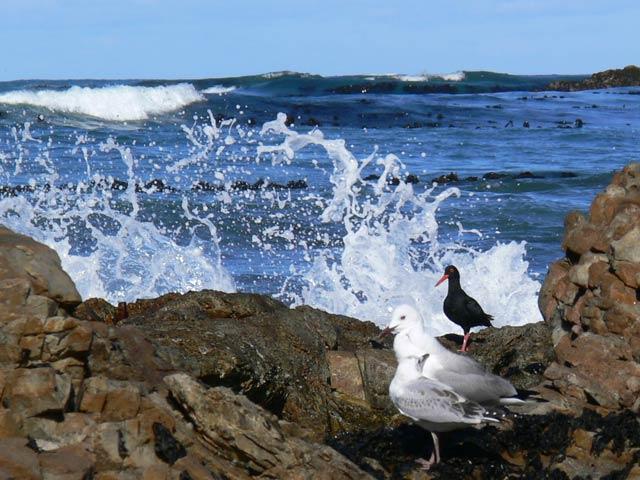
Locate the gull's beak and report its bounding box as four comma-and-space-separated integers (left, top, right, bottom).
379, 326, 396, 338
435, 274, 449, 287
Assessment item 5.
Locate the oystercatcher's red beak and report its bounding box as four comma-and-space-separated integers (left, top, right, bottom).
379, 326, 395, 338
435, 274, 449, 287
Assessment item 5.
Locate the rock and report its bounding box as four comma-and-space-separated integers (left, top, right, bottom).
164, 373, 371, 479
152, 422, 186, 465
38, 444, 95, 480
0, 226, 81, 309
2, 368, 71, 418
122, 291, 390, 439
539, 163, 640, 411
0, 437, 41, 479
431, 172, 458, 184
547, 65, 640, 91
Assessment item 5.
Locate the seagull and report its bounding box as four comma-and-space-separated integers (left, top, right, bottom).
383, 304, 524, 468
435, 265, 493, 352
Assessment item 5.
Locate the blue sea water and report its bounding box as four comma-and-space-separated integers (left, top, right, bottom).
0, 71, 638, 334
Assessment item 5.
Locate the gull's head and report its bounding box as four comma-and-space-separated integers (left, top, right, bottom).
380, 304, 422, 337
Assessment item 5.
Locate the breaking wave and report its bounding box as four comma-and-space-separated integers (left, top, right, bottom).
0, 83, 204, 121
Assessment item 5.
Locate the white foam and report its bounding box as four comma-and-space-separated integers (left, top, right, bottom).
0, 125, 234, 304
367, 72, 466, 82
0, 84, 204, 121
261, 113, 541, 334
202, 85, 237, 95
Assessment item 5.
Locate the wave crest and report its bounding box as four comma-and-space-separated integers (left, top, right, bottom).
0, 83, 204, 121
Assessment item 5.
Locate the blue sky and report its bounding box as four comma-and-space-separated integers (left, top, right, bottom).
1, 0, 638, 80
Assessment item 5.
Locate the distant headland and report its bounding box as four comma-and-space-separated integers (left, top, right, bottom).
546, 65, 640, 91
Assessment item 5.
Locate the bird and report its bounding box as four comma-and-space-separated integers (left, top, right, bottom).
435, 265, 493, 352
384, 304, 504, 468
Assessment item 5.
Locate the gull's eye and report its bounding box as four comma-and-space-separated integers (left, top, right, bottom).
400, 315, 406, 320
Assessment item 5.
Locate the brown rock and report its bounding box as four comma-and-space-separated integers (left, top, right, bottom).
0, 226, 81, 308
23, 413, 95, 451
103, 387, 141, 422
612, 260, 640, 288
0, 277, 32, 311
2, 368, 71, 418
611, 226, 640, 263
0, 437, 41, 480
38, 444, 94, 480
327, 351, 366, 401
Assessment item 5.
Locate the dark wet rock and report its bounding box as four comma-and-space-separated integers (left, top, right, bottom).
515, 171, 544, 179
483, 172, 508, 180
465, 176, 479, 182
363, 174, 380, 181
405, 174, 420, 184
574, 118, 584, 128
330, 408, 640, 479
522, 121, 530, 128
432, 172, 459, 184
547, 65, 640, 91
153, 422, 186, 465
137, 179, 177, 193
120, 290, 394, 439
559, 172, 578, 178
284, 113, 296, 126
191, 180, 220, 192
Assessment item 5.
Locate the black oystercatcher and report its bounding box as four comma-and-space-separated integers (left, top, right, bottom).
435, 265, 493, 352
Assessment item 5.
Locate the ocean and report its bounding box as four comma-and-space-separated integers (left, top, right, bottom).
0, 71, 638, 335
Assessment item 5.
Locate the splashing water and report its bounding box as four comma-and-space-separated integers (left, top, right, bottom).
0, 111, 541, 333
0, 124, 234, 302
260, 113, 541, 334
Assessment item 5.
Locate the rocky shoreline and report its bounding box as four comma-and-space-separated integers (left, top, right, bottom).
0, 164, 639, 479
546, 65, 640, 91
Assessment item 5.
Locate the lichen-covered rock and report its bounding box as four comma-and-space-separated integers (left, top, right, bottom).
539, 163, 640, 411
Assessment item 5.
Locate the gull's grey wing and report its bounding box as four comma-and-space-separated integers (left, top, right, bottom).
438, 349, 488, 375
390, 376, 491, 425
430, 368, 517, 404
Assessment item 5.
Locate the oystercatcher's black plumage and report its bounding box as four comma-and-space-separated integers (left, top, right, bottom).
435, 265, 493, 352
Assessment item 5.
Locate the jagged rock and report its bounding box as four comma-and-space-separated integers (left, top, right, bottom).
164, 372, 372, 479
0, 226, 81, 309
121, 291, 390, 439
539, 163, 640, 411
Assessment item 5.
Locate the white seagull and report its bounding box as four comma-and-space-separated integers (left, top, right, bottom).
384, 304, 521, 468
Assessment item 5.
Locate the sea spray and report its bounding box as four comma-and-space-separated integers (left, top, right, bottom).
259, 113, 542, 334
0, 123, 234, 302
0, 111, 542, 333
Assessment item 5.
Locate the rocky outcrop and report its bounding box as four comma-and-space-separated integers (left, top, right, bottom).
547, 65, 640, 91
539, 163, 640, 412
0, 226, 81, 309
0, 226, 371, 479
